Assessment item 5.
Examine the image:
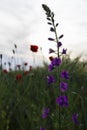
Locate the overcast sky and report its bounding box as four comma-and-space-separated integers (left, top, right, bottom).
0, 0, 87, 67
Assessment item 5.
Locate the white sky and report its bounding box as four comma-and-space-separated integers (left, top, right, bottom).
0, 0, 87, 67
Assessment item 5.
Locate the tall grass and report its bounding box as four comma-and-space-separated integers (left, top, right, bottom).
0, 56, 87, 130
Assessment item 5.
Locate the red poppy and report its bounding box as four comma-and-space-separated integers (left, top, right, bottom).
16, 74, 22, 80
24, 62, 28, 66
3, 69, 8, 73
30, 45, 38, 52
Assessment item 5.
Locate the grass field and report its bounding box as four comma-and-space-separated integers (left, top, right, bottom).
0, 56, 87, 130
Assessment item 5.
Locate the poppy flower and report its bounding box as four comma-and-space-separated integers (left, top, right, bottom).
24, 62, 28, 66
3, 69, 8, 73
16, 74, 22, 80
30, 45, 38, 52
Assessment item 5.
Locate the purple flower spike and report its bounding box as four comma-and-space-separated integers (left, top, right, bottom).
47, 75, 55, 84
60, 82, 68, 92
61, 70, 69, 79
49, 48, 55, 53
56, 95, 69, 107
72, 113, 79, 125
40, 127, 45, 130
62, 48, 67, 54
42, 108, 50, 119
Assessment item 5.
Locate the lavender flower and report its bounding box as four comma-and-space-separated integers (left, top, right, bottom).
48, 63, 54, 71
42, 108, 50, 119
48, 57, 61, 71
47, 75, 55, 84
62, 49, 67, 54
60, 82, 68, 92
51, 57, 61, 67
61, 70, 69, 79
56, 95, 69, 107
72, 113, 79, 125
49, 48, 55, 53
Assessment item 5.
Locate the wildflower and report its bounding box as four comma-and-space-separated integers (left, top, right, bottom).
61, 70, 69, 79
50, 27, 54, 32
42, 107, 50, 119
40, 127, 45, 130
60, 82, 68, 92
62, 49, 67, 54
16, 74, 22, 80
47, 75, 55, 84
51, 57, 61, 67
48, 63, 54, 71
48, 57, 61, 71
49, 56, 54, 61
49, 48, 55, 53
72, 113, 79, 125
57, 42, 62, 47
3, 69, 8, 73
56, 95, 69, 107
30, 45, 38, 52
24, 62, 28, 66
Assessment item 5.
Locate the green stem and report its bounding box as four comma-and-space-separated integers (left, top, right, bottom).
51, 16, 61, 129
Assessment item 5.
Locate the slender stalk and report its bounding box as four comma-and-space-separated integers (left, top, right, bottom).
51, 13, 61, 130
42, 4, 62, 129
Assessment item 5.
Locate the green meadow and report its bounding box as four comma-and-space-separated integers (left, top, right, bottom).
0, 56, 87, 130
